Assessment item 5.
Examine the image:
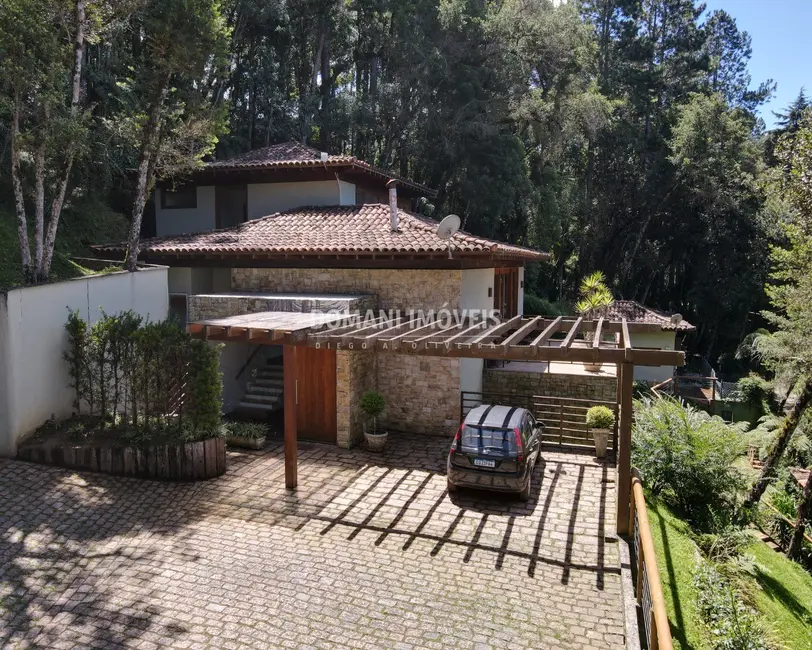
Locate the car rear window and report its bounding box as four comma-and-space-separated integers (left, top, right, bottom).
460, 425, 517, 455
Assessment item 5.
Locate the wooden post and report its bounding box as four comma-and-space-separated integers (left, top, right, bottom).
616, 361, 634, 534
283, 344, 298, 489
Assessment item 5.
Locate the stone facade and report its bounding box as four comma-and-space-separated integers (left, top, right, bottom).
377, 354, 461, 436
335, 350, 377, 448
231, 268, 463, 312
188, 293, 374, 322
483, 368, 617, 403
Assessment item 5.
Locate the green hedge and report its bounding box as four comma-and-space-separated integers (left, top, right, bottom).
64, 310, 222, 435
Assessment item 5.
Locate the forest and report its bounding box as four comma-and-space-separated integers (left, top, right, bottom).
1, 0, 810, 370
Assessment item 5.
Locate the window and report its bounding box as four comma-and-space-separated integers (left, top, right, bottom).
161, 185, 197, 209
460, 426, 518, 455
493, 267, 520, 318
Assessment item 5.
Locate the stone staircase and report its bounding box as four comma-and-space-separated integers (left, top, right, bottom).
236, 360, 283, 418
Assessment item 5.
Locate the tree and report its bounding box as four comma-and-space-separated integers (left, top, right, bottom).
122, 0, 228, 271
788, 469, 812, 560
0, 0, 88, 283
744, 113, 812, 510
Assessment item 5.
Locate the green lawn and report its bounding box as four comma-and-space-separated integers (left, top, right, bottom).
0, 195, 127, 290
647, 498, 709, 650
748, 538, 812, 650
647, 497, 812, 650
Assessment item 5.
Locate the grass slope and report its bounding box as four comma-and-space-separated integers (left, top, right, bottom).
647, 498, 709, 650
647, 497, 812, 650
0, 197, 127, 290
748, 539, 812, 650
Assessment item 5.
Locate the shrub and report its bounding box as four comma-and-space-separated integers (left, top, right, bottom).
694, 559, 772, 650
632, 395, 747, 530
63, 310, 223, 437
523, 294, 564, 317
227, 421, 267, 440
586, 405, 615, 429
360, 391, 386, 434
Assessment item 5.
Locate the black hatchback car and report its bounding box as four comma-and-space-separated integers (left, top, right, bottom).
446, 405, 543, 501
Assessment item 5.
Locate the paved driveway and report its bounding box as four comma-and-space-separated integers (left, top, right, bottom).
0, 435, 626, 650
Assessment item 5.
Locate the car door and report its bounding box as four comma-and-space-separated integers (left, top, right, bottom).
526, 414, 541, 462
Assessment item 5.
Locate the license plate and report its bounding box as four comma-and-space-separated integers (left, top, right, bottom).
473, 458, 496, 468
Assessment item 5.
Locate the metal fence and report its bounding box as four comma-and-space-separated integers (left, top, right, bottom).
460, 391, 618, 454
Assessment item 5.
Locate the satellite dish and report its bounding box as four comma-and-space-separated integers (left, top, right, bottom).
437, 214, 461, 259
670, 313, 683, 325
437, 214, 461, 240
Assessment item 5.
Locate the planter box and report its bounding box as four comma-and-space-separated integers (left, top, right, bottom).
226, 435, 266, 450
16, 437, 226, 481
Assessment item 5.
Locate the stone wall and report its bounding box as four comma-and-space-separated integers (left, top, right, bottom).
483, 369, 617, 403
188, 293, 375, 322
231, 268, 462, 312
377, 355, 461, 436
336, 350, 377, 448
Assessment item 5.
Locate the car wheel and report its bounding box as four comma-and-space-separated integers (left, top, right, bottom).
518, 476, 531, 502
447, 479, 458, 494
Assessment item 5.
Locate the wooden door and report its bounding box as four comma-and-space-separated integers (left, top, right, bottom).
494, 267, 519, 318
294, 346, 337, 443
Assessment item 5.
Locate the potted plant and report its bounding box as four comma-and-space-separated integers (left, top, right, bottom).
576, 271, 614, 372
225, 421, 267, 450
360, 390, 387, 451
586, 405, 614, 459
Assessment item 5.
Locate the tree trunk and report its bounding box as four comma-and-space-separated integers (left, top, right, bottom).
10, 97, 32, 280
788, 469, 812, 560
40, 0, 86, 281
125, 78, 170, 271
744, 377, 812, 510
33, 139, 46, 279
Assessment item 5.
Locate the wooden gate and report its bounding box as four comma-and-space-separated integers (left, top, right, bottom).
294, 346, 337, 443
461, 391, 618, 454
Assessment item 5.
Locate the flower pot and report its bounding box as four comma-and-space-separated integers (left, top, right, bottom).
364, 431, 388, 452
592, 428, 610, 459
226, 435, 266, 450
583, 362, 603, 372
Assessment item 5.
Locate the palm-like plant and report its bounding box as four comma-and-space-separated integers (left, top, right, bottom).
575, 271, 614, 316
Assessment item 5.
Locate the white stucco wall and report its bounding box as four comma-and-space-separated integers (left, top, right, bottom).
247, 180, 355, 218
459, 268, 496, 396
630, 330, 678, 383
155, 186, 216, 236
0, 267, 169, 456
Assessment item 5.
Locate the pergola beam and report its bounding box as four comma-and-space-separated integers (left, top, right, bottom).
560, 317, 583, 351
469, 314, 523, 345
500, 316, 543, 350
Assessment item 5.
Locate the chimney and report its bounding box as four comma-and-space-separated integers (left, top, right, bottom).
386, 179, 399, 231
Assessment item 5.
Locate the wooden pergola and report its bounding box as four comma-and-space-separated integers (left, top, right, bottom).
189, 313, 685, 534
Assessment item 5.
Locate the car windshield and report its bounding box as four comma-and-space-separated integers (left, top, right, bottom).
460, 425, 517, 455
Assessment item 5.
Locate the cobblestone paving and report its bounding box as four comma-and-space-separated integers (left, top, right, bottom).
0, 435, 625, 649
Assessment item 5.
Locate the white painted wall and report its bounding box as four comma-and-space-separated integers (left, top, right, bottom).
459, 268, 496, 396
247, 180, 355, 218
630, 330, 678, 382
0, 268, 169, 456
155, 186, 216, 236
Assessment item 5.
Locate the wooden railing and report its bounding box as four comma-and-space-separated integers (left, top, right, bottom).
629, 469, 673, 650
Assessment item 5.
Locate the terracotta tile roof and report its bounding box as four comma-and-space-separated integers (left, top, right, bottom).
99, 204, 547, 261
205, 141, 353, 168
203, 141, 434, 195
603, 300, 695, 332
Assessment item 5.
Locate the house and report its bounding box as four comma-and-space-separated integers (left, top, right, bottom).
99, 142, 548, 448
601, 300, 695, 382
